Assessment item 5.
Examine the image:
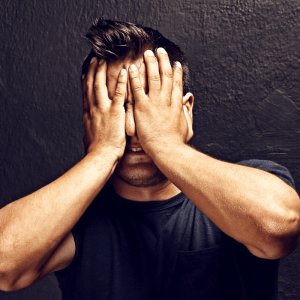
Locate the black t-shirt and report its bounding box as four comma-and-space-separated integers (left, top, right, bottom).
55, 160, 296, 300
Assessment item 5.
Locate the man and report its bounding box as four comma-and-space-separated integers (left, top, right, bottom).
0, 19, 299, 300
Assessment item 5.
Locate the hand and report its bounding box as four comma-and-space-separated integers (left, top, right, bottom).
82, 57, 127, 160
128, 48, 193, 156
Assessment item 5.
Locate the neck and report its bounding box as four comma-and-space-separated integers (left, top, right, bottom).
110, 174, 181, 202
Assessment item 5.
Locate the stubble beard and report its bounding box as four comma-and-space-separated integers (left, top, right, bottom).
114, 161, 167, 188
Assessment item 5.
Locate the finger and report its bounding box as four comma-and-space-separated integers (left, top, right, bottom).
94, 59, 110, 108
86, 57, 98, 108
144, 50, 161, 97
157, 48, 173, 101
129, 64, 146, 103
113, 68, 128, 106
171, 61, 184, 108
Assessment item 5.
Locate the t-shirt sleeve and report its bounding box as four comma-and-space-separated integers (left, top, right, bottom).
237, 159, 296, 189
54, 206, 88, 284
70, 186, 109, 263
71, 207, 89, 262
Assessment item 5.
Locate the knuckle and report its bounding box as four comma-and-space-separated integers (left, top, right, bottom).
82, 113, 90, 125
175, 66, 183, 74
118, 77, 127, 84
164, 70, 173, 79
114, 88, 124, 99
89, 106, 98, 116
117, 80, 127, 88
107, 72, 115, 80
148, 56, 158, 63
174, 79, 183, 91
86, 79, 93, 90
132, 84, 143, 92
150, 74, 161, 82
130, 72, 140, 80
87, 106, 97, 120
93, 83, 101, 93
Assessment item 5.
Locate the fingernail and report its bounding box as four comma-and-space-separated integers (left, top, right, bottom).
158, 48, 167, 54
90, 57, 97, 64
145, 50, 154, 57
120, 68, 126, 76
99, 58, 105, 65
130, 64, 137, 72
81, 74, 85, 80
175, 61, 182, 69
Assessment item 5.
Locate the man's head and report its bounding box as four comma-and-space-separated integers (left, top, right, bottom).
82, 19, 189, 95
82, 19, 193, 188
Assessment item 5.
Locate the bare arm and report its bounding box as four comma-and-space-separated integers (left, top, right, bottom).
149, 144, 300, 259
129, 48, 300, 259
0, 58, 128, 291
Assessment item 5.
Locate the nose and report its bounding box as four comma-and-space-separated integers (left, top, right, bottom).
125, 76, 136, 137
125, 103, 136, 136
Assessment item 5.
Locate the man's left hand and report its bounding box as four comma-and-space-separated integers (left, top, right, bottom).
128, 48, 193, 157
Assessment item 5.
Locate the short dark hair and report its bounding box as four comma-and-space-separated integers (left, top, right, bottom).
82, 19, 189, 94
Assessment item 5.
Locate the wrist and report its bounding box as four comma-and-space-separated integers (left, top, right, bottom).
145, 139, 188, 161
85, 146, 123, 170
87, 144, 124, 160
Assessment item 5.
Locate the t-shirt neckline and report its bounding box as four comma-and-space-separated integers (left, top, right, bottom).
109, 186, 186, 212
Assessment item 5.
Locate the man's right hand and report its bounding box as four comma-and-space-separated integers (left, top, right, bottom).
82, 57, 127, 161
0, 57, 129, 292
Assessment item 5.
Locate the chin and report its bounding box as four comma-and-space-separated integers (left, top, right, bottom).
114, 162, 167, 188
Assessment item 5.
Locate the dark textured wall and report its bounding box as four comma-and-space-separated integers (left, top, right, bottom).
1, 0, 299, 299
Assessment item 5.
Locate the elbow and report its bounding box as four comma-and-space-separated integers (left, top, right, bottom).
0, 267, 34, 292
0, 260, 39, 292
0, 268, 19, 292
0, 237, 43, 291
0, 280, 16, 292
0, 252, 13, 291
0, 246, 19, 291
0, 261, 19, 292
264, 190, 300, 259
0, 252, 35, 292
254, 207, 300, 260
260, 237, 299, 260
0, 280, 30, 292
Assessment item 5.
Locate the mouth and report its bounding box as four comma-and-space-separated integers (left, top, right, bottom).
127, 147, 143, 152
125, 146, 146, 154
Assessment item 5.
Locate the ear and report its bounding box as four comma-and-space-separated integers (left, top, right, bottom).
182, 92, 194, 143
182, 92, 194, 119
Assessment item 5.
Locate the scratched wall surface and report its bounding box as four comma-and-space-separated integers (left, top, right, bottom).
0, 0, 299, 299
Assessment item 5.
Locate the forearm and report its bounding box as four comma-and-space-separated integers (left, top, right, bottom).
149, 142, 300, 259
0, 150, 117, 282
